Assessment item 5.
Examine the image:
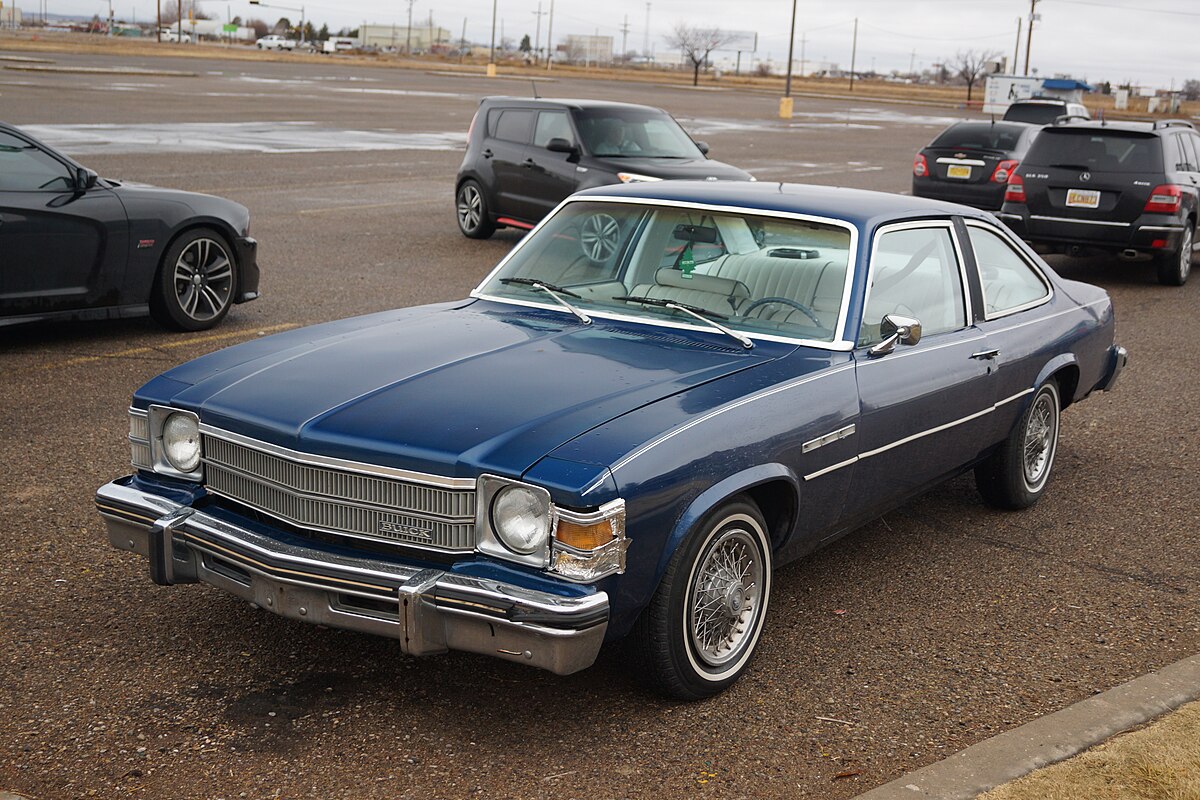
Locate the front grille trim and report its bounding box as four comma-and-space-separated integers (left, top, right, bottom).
199, 426, 477, 552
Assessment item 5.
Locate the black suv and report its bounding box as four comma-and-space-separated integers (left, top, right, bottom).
1003, 97, 1090, 125
454, 98, 752, 239
998, 120, 1200, 285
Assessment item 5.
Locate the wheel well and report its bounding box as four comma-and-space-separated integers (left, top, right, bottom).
1049, 365, 1079, 409
741, 480, 797, 549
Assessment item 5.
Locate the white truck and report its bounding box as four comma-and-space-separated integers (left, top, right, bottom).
322, 37, 356, 54
256, 34, 297, 50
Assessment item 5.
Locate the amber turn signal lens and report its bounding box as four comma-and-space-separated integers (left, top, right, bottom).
555, 520, 613, 551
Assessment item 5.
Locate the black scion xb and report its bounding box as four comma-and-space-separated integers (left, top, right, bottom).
454, 97, 753, 239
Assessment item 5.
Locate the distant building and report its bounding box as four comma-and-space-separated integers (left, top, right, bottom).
1, 7, 22, 28
564, 34, 613, 65
361, 23, 452, 51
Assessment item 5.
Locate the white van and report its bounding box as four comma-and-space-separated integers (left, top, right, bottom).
322, 37, 356, 54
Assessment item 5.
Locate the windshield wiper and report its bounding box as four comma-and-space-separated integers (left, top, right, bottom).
500, 277, 591, 324
612, 295, 753, 349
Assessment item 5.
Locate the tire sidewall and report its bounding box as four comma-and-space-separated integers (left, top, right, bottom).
456, 180, 493, 239
664, 500, 772, 695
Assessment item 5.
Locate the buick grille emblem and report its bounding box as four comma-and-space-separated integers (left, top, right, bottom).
1080, 172, 1091, 182
378, 519, 433, 540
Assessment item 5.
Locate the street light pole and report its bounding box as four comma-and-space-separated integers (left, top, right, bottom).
487, 0, 497, 76
781, 0, 797, 118
405, 0, 414, 54
544, 0, 554, 71
1024, 0, 1038, 75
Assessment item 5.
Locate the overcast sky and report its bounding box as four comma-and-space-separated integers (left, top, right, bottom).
62, 0, 1199, 88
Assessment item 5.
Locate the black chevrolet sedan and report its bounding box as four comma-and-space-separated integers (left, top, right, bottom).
0, 123, 259, 330
912, 120, 1041, 211
455, 98, 753, 239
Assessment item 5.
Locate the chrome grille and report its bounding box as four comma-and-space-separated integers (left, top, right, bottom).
202, 432, 476, 551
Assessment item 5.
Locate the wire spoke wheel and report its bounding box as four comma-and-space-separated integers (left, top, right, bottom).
688, 527, 764, 668
579, 213, 620, 263
171, 237, 233, 323
1022, 389, 1058, 490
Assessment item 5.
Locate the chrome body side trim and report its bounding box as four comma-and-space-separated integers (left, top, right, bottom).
802, 424, 856, 454
1029, 215, 1131, 228
935, 157, 987, 166
96, 479, 608, 676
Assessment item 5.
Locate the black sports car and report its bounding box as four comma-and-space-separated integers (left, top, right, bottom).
0, 122, 259, 330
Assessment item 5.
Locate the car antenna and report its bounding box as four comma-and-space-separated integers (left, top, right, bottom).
531, 80, 540, 99
1099, 108, 1105, 126
990, 114, 995, 126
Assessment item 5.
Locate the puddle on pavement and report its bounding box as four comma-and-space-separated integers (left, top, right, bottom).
23, 121, 467, 155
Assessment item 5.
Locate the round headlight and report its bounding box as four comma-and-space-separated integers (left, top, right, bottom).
491, 485, 550, 555
162, 412, 201, 473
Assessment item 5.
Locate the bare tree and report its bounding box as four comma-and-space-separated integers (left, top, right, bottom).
1182, 79, 1200, 102
160, 0, 210, 25
665, 23, 733, 87
954, 49, 1001, 101
246, 17, 269, 38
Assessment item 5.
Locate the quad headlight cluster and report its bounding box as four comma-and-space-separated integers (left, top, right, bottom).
477, 475, 627, 582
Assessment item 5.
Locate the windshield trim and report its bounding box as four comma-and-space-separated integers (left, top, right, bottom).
470, 195, 861, 351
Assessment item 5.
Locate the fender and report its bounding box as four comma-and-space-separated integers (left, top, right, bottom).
1034, 352, 1079, 401
652, 462, 800, 587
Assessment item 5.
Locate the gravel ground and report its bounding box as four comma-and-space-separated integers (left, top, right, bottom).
0, 48, 1197, 800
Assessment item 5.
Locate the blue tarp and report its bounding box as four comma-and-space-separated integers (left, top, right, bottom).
1041, 78, 1093, 91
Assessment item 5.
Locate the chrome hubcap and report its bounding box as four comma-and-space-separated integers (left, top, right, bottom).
689, 528, 763, 668
173, 237, 232, 322
579, 213, 620, 263
1023, 391, 1057, 487
1181, 228, 1192, 281
457, 185, 481, 231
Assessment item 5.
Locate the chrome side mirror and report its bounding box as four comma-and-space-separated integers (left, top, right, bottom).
868, 314, 922, 357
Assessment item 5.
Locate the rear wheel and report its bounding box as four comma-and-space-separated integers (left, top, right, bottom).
456, 180, 495, 239
633, 498, 772, 700
150, 228, 237, 331
975, 380, 1060, 510
1156, 223, 1193, 286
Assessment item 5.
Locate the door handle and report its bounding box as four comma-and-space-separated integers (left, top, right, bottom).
970, 348, 1000, 360
482, 148, 493, 159
523, 158, 536, 168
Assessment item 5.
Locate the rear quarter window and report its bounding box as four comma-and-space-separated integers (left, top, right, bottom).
1024, 131, 1163, 173
487, 109, 534, 144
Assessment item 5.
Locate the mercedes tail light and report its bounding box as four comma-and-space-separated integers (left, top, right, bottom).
912, 153, 928, 177
1144, 184, 1182, 214
991, 160, 1019, 184
1004, 172, 1026, 203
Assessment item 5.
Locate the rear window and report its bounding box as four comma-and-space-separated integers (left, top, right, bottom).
1024, 130, 1163, 173
931, 123, 1028, 151
1003, 103, 1067, 125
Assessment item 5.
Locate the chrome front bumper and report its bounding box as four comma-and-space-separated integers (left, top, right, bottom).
96, 478, 608, 675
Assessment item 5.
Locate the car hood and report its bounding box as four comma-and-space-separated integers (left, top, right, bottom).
587, 156, 752, 182
106, 180, 249, 228
147, 301, 786, 479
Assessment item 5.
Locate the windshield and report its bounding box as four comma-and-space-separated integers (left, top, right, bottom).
478, 201, 854, 344
1024, 130, 1163, 173
573, 108, 703, 158
931, 123, 1028, 152
1003, 103, 1067, 125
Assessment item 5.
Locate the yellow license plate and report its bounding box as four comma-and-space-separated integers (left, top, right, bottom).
946, 164, 972, 179
1066, 189, 1101, 208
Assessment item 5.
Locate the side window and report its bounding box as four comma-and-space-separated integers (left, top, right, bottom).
1163, 134, 1185, 172
1180, 133, 1200, 172
861, 226, 966, 346
488, 109, 534, 144
967, 225, 1049, 316
0, 131, 74, 192
532, 111, 574, 149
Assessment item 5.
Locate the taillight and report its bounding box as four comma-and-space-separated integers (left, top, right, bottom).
991, 159, 1019, 184
1144, 184, 1182, 214
913, 153, 928, 177
1004, 173, 1026, 203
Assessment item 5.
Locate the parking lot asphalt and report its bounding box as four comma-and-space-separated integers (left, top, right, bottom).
1, 50, 1197, 800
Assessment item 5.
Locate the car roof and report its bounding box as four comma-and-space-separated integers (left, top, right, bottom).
1010, 97, 1070, 105
571, 181, 995, 228
480, 97, 670, 113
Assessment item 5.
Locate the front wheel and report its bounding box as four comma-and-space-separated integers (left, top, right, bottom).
1156, 223, 1193, 286
150, 228, 238, 331
975, 380, 1060, 510
456, 180, 495, 239
633, 498, 772, 700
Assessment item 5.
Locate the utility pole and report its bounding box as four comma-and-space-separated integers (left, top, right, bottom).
157, 0, 161, 41
909, 48, 915, 76
1012, 16, 1021, 74
848, 17, 858, 92
487, 0, 496, 76
781, 0, 797, 118
545, 0, 554, 70
642, 1, 650, 57
1024, 0, 1038, 76
428, 9, 434, 51
176, 0, 180, 42
405, 0, 414, 54
799, 32, 806, 78
532, 2, 546, 65
459, 16, 467, 63
619, 14, 629, 61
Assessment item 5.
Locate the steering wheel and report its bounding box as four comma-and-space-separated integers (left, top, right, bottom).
743, 296, 823, 327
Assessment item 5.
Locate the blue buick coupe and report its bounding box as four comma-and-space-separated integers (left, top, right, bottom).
97, 182, 1126, 699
